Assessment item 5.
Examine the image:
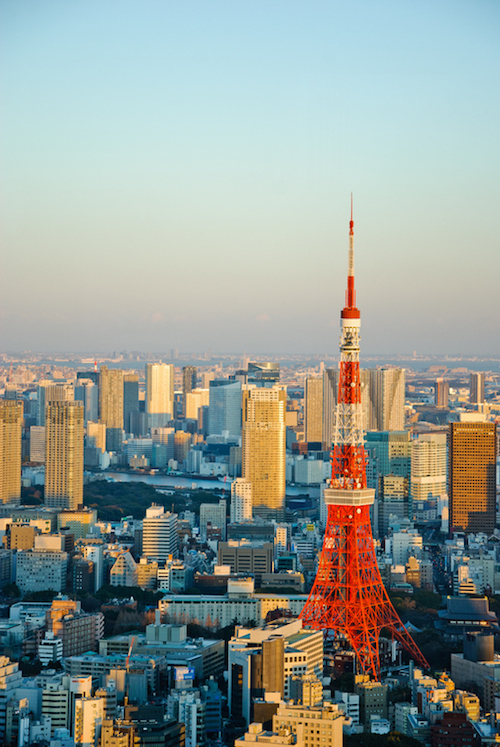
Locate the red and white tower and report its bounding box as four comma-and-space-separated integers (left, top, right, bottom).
300, 199, 428, 679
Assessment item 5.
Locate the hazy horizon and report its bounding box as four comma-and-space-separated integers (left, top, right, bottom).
3, 1, 500, 355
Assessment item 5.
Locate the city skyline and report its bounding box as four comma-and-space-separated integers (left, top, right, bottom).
2, 1, 500, 355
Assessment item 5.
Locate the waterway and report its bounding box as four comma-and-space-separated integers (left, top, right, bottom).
101, 471, 319, 497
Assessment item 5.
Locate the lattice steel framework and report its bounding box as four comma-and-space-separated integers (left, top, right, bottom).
300, 199, 428, 679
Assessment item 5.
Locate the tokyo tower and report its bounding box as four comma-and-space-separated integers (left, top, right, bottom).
300, 199, 428, 679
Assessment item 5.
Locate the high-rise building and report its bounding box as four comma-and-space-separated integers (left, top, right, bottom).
182, 366, 197, 416
45, 401, 84, 510
435, 379, 449, 408
369, 368, 405, 431
123, 374, 139, 434
242, 385, 286, 519
304, 378, 323, 443
74, 697, 104, 747
0, 400, 23, 504
411, 433, 447, 503
448, 422, 496, 534
247, 361, 280, 387
146, 364, 174, 429
0, 657, 23, 741
470, 372, 485, 405
142, 505, 178, 563
230, 479, 252, 523
322, 368, 338, 450
37, 382, 73, 426
86, 421, 106, 453
74, 380, 99, 424
30, 425, 46, 462
99, 367, 124, 451
185, 389, 210, 421
208, 380, 242, 437
200, 500, 227, 541
174, 431, 192, 464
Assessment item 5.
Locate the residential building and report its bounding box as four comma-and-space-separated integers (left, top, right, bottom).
185, 388, 209, 421
355, 676, 388, 729
448, 422, 496, 534
235, 723, 302, 747
304, 378, 323, 443
142, 505, 178, 563
99, 367, 124, 452
435, 379, 449, 408
38, 632, 64, 666
30, 425, 46, 463
273, 702, 343, 747
0, 400, 23, 504
100, 719, 137, 747
167, 688, 205, 747
46, 597, 104, 657
182, 366, 198, 417
0, 657, 23, 741
45, 401, 84, 510
369, 368, 405, 431
411, 433, 447, 503
230, 479, 252, 523
242, 386, 286, 519
470, 372, 485, 405
87, 421, 106, 453
146, 363, 174, 429
74, 696, 104, 747
37, 382, 73, 427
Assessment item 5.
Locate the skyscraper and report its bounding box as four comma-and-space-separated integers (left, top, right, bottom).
74, 380, 98, 424
470, 372, 485, 405
411, 433, 447, 503
435, 379, 449, 408
448, 422, 496, 534
242, 385, 286, 519
99, 366, 124, 451
304, 377, 323, 443
0, 400, 23, 504
208, 380, 242, 437
37, 382, 73, 426
123, 373, 139, 434
146, 363, 174, 429
368, 368, 405, 431
182, 366, 197, 416
45, 401, 84, 510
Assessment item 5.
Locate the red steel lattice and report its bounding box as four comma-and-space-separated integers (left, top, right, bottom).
300, 200, 428, 679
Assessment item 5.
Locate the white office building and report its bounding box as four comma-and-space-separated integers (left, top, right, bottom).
230, 479, 252, 524
143, 505, 178, 563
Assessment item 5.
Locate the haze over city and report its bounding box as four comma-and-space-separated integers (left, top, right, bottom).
2, 0, 500, 355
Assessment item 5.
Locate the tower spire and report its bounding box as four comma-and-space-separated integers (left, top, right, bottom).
345, 194, 357, 312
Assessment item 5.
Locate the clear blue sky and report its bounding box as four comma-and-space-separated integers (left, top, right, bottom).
2, 0, 499, 355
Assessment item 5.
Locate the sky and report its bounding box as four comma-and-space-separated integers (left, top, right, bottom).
1, 0, 499, 356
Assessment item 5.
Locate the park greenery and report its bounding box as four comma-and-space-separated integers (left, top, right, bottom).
83, 479, 225, 521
